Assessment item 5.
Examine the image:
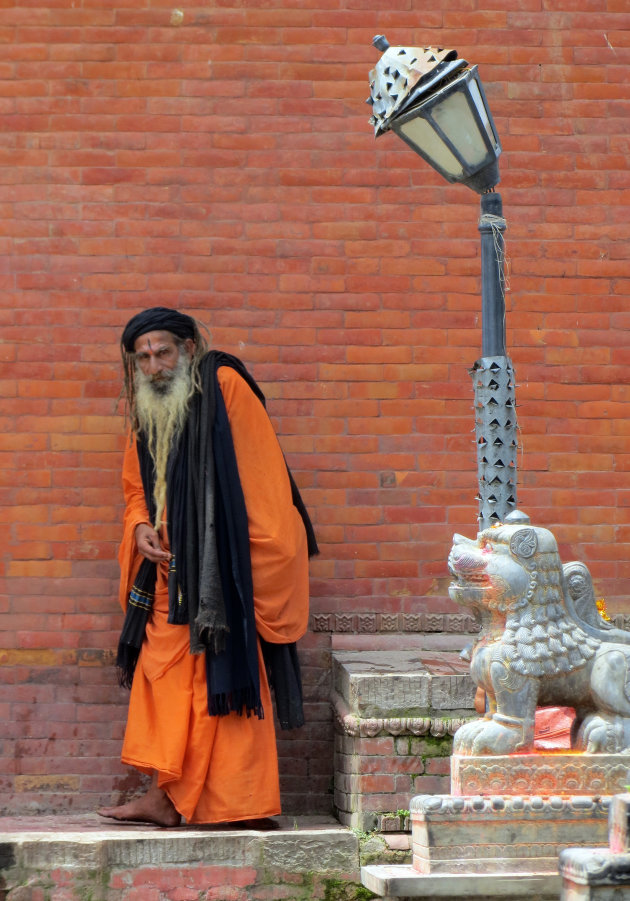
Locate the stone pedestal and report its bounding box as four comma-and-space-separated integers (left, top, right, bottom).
362, 752, 624, 899
332, 650, 475, 830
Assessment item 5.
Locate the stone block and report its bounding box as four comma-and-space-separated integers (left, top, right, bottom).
333, 651, 431, 718
430, 673, 477, 711
410, 794, 609, 875
560, 847, 630, 900
332, 650, 474, 719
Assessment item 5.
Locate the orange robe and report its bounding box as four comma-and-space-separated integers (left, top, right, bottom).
117, 366, 310, 823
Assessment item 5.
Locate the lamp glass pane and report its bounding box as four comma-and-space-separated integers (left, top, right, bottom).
398, 115, 463, 180
469, 78, 499, 149
432, 91, 488, 168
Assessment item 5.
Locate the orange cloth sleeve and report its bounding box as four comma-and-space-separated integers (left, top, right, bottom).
117, 436, 152, 611
217, 365, 310, 645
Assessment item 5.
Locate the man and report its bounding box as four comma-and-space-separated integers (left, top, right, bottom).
99, 307, 316, 827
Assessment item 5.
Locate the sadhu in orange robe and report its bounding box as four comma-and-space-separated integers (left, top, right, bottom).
117, 365, 310, 824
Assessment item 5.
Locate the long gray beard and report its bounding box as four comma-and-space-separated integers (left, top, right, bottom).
134, 354, 193, 529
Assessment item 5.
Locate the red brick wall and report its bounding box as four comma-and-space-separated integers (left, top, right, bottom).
2, 1, 629, 815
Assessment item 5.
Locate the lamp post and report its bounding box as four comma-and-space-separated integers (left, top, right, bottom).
368, 35, 517, 529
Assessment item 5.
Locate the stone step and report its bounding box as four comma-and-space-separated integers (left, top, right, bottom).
361, 863, 561, 899
0, 814, 361, 901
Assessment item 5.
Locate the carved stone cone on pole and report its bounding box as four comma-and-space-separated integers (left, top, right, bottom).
472, 356, 517, 529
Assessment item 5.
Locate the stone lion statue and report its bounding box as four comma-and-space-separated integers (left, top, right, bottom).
449, 510, 630, 756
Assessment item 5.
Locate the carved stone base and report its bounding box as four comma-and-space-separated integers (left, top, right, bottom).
452, 753, 630, 798
411, 794, 609, 875
362, 791, 610, 898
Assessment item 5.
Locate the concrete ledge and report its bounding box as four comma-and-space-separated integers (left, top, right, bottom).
4, 826, 357, 872
0, 815, 362, 901
361, 863, 561, 899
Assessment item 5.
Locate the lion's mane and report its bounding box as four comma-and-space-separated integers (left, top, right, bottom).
497, 543, 600, 677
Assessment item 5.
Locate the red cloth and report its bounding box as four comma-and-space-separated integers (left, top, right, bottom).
534, 707, 576, 750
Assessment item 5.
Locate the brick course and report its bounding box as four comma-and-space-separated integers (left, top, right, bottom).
2, 0, 630, 817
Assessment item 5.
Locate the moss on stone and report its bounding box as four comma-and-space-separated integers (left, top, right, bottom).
323, 877, 376, 900
409, 733, 454, 759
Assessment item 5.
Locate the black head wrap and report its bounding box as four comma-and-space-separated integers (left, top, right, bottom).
121, 307, 197, 352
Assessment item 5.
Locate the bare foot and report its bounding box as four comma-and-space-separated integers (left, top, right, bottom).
98, 784, 181, 827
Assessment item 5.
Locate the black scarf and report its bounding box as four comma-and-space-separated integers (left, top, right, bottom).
116, 352, 317, 728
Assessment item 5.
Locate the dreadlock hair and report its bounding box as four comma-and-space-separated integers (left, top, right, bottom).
120, 319, 208, 435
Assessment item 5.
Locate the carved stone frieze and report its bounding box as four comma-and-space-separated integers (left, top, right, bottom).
424, 614, 444, 632
452, 753, 630, 798
357, 614, 377, 633
411, 794, 610, 818
446, 614, 467, 632
311, 613, 332, 632
430, 842, 561, 861
335, 708, 470, 738
335, 614, 354, 632
310, 611, 479, 633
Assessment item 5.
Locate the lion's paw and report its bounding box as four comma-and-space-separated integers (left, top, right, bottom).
454, 713, 531, 757
453, 718, 492, 755
576, 714, 630, 753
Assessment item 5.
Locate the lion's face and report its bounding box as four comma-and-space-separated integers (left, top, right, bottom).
448, 525, 542, 615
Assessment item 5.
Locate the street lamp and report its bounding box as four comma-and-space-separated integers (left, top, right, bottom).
368, 35, 517, 528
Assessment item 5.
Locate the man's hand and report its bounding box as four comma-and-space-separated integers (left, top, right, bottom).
135, 523, 170, 563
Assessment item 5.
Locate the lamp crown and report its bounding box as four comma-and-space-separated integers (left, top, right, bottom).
368, 42, 464, 137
